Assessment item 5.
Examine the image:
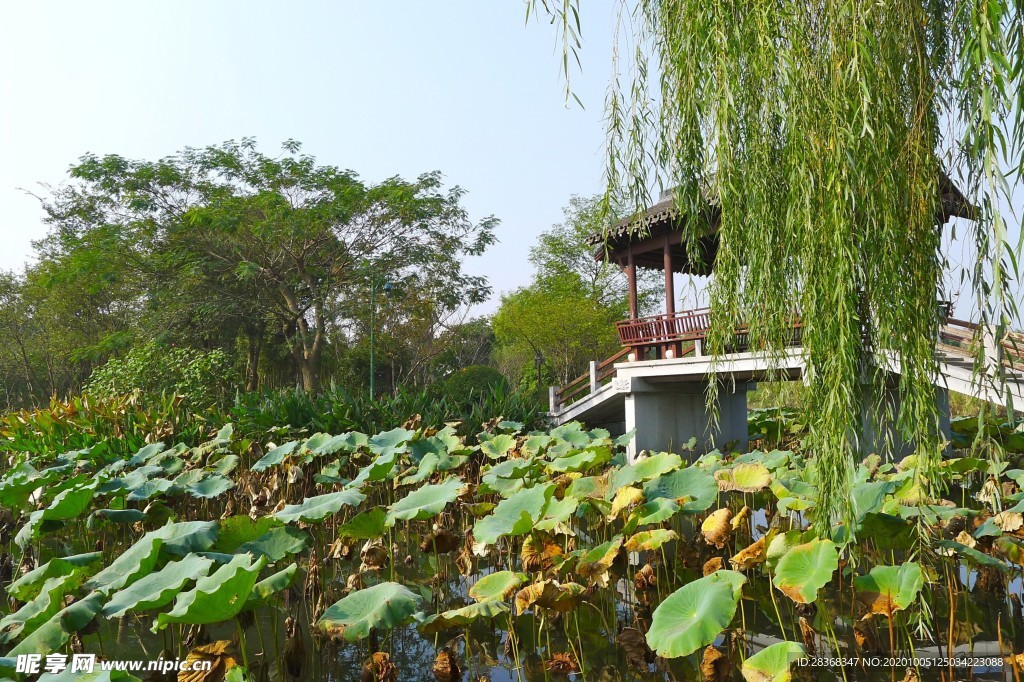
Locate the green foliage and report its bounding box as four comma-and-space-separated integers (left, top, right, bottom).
84, 341, 237, 409
431, 365, 508, 408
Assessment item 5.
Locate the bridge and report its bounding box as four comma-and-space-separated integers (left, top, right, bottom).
548, 188, 1023, 459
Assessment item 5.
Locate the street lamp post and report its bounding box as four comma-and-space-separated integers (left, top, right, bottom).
369, 278, 393, 398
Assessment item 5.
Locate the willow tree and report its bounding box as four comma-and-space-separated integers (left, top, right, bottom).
533, 0, 1023, 527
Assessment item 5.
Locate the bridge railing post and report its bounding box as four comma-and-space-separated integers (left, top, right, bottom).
589, 361, 598, 394
981, 324, 1003, 377
549, 386, 558, 415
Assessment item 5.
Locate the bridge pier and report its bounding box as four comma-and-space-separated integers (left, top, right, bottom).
859, 383, 952, 459
623, 379, 750, 460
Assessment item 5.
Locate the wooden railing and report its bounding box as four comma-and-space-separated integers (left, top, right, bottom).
551, 306, 1023, 416
550, 348, 630, 414
616, 307, 712, 346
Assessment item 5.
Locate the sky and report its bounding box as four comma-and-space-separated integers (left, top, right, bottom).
1, 2, 1020, 321
0, 1, 617, 310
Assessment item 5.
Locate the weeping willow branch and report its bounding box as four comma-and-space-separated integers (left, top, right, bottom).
530, 0, 1024, 531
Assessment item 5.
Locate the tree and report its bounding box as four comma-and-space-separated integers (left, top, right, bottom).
528, 194, 660, 312
39, 139, 497, 392
493, 273, 622, 386
533, 1, 1024, 527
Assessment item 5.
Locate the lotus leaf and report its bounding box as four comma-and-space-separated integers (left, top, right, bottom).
577, 536, 623, 587
251, 441, 300, 472
514, 580, 586, 614
386, 477, 465, 526
773, 539, 838, 604
625, 529, 678, 552
852, 562, 925, 617
238, 526, 310, 563
275, 489, 367, 524
741, 641, 807, 682
8, 552, 101, 601
715, 463, 772, 493
468, 571, 528, 602
473, 484, 554, 546
153, 553, 267, 631
480, 434, 517, 459
645, 570, 747, 658
337, 508, 387, 540
242, 563, 299, 610
644, 467, 718, 512
9, 591, 104, 657
418, 600, 510, 634
316, 582, 422, 642
85, 536, 164, 594
102, 554, 215, 618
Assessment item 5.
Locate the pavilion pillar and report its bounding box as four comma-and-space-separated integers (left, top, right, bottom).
626, 249, 638, 319
663, 235, 677, 358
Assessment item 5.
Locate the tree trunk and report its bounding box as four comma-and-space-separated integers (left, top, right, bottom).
245, 325, 264, 392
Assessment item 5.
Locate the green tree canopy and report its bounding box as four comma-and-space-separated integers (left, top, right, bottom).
37, 139, 497, 393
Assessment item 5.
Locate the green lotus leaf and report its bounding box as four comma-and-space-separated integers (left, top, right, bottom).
624, 498, 680, 534
773, 539, 838, 604
275, 489, 367, 524
741, 641, 807, 681
101, 554, 214, 618
547, 446, 612, 473
85, 535, 164, 594
315, 582, 422, 642
934, 539, 1009, 571
150, 520, 219, 556
473, 484, 554, 546
646, 570, 747, 658
577, 536, 623, 587
468, 571, 528, 602
534, 495, 579, 532
8, 552, 102, 602
209, 454, 240, 476
480, 458, 537, 492
368, 427, 417, 458
643, 467, 718, 513
38, 668, 142, 682
715, 463, 772, 493
9, 590, 104, 657
852, 562, 925, 617
185, 473, 235, 499
242, 563, 299, 610
400, 452, 440, 485
337, 508, 387, 540
480, 434, 517, 459
610, 452, 683, 490
90, 509, 147, 525
126, 478, 178, 502
386, 477, 465, 526
0, 573, 82, 644
251, 441, 300, 472
153, 553, 267, 631
625, 528, 678, 552
215, 515, 282, 553
238, 526, 310, 563
418, 600, 510, 634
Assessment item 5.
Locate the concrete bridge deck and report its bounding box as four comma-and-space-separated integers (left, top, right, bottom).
550, 316, 1024, 458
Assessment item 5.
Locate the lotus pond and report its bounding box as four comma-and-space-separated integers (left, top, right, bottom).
0, 416, 1023, 681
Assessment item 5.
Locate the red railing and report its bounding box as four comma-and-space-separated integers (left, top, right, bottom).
616, 308, 712, 346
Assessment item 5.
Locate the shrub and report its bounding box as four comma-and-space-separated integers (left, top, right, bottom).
84, 341, 238, 409
432, 366, 507, 404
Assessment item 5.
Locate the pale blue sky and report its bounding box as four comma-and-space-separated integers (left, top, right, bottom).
0, 1, 616, 308
0, 2, 1020, 319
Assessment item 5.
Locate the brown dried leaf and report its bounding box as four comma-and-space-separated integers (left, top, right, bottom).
618, 627, 653, 669
433, 647, 460, 680
361, 652, 398, 682
703, 557, 725, 576
995, 511, 1024, 533
799, 616, 817, 657
359, 539, 389, 573
420, 528, 461, 554
702, 508, 733, 549
634, 564, 657, 591
178, 640, 239, 682
521, 534, 563, 573
729, 536, 766, 571
546, 652, 580, 674
700, 646, 729, 682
